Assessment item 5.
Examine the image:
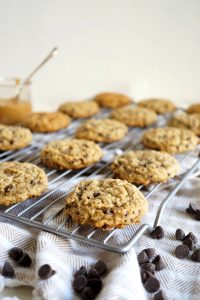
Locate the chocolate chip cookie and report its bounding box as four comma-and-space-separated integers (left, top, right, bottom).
58, 100, 99, 118
110, 106, 157, 127
94, 92, 132, 108
65, 179, 148, 230
111, 150, 180, 185
41, 138, 103, 170
142, 127, 199, 154
75, 118, 128, 143
23, 112, 71, 133
0, 125, 32, 151
138, 98, 176, 114
168, 113, 200, 136
0, 162, 48, 206
187, 103, 200, 114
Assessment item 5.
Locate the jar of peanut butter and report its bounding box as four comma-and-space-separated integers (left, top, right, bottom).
0, 77, 32, 125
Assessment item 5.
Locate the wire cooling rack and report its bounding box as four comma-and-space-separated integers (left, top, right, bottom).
0, 110, 200, 253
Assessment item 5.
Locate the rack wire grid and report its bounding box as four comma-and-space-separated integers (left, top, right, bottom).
0, 109, 200, 253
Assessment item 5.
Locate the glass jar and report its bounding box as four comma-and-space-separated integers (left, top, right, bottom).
0, 77, 32, 125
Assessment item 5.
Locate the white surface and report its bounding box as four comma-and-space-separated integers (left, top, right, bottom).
0, 0, 200, 111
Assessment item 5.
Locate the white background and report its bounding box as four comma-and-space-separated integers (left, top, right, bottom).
0, 0, 200, 112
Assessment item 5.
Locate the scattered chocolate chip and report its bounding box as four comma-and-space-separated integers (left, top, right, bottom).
183, 238, 194, 251
151, 226, 165, 239
144, 276, 160, 293
175, 229, 185, 241
81, 286, 96, 300
154, 290, 166, 300
184, 232, 197, 244
186, 203, 197, 215
2, 261, 15, 278
191, 249, 200, 262
152, 255, 165, 271
141, 270, 153, 283
138, 251, 149, 265
141, 262, 155, 274
94, 260, 107, 276
87, 269, 99, 279
175, 244, 189, 259
17, 253, 32, 268
195, 209, 200, 221
87, 278, 102, 294
8, 247, 23, 262
38, 264, 56, 280
144, 248, 156, 259
73, 275, 88, 292
75, 266, 88, 277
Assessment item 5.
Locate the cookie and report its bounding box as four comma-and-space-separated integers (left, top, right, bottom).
168, 113, 200, 136
187, 103, 200, 114
142, 127, 199, 154
75, 118, 128, 143
111, 150, 180, 185
65, 179, 148, 230
23, 112, 71, 133
0, 125, 32, 151
110, 106, 157, 127
94, 92, 132, 108
138, 98, 176, 114
41, 138, 103, 170
0, 162, 48, 206
58, 100, 99, 118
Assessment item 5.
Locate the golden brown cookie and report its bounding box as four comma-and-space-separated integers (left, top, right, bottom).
23, 112, 71, 133
111, 150, 180, 185
168, 113, 200, 136
58, 100, 99, 118
41, 138, 103, 170
110, 106, 157, 127
138, 98, 176, 114
75, 118, 128, 143
0, 125, 32, 151
187, 103, 200, 114
142, 127, 199, 154
0, 162, 48, 206
94, 92, 132, 108
65, 179, 148, 230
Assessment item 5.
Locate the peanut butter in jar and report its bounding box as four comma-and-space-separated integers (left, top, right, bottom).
0, 77, 32, 125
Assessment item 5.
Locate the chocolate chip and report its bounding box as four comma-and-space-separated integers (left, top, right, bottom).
87, 269, 99, 279
74, 266, 88, 277
141, 262, 155, 274
87, 278, 102, 294
73, 275, 88, 292
2, 261, 15, 278
38, 264, 56, 280
17, 253, 32, 268
184, 232, 197, 244
93, 192, 100, 198
191, 249, 200, 262
154, 290, 166, 300
141, 270, 153, 283
81, 287, 96, 300
138, 251, 149, 265
186, 203, 197, 215
175, 244, 189, 259
151, 226, 165, 239
144, 248, 156, 259
8, 247, 23, 262
195, 209, 200, 221
152, 255, 165, 271
144, 276, 160, 293
183, 238, 194, 251
94, 260, 107, 276
175, 229, 185, 241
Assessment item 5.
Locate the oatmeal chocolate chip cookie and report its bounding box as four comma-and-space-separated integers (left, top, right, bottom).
110, 106, 157, 127
58, 100, 99, 118
168, 113, 200, 136
75, 118, 128, 143
0, 125, 32, 151
94, 92, 132, 108
0, 162, 48, 206
142, 127, 199, 154
111, 150, 180, 185
41, 138, 103, 170
23, 112, 71, 133
187, 103, 200, 114
138, 98, 176, 114
65, 179, 148, 230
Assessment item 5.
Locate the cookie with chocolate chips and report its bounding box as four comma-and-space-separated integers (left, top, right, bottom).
138, 98, 176, 114
58, 100, 100, 118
